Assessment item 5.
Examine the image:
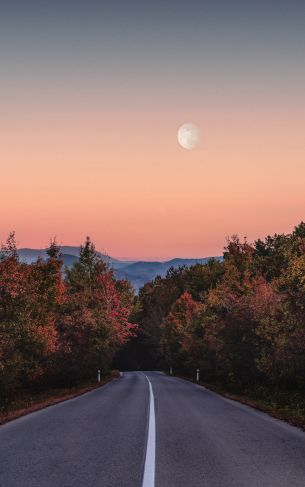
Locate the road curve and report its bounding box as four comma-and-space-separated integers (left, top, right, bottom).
1, 371, 305, 486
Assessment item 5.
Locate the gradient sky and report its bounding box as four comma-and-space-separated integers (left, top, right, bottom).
1, 0, 305, 259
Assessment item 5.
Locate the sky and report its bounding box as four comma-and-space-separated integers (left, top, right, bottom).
1, 0, 305, 260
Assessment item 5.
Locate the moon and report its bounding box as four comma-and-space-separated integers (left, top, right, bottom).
177, 123, 199, 150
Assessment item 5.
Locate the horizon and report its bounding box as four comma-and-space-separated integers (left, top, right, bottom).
8, 219, 302, 261
16, 242, 219, 263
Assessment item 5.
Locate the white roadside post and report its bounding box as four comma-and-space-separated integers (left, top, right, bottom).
196, 368, 200, 382
97, 369, 101, 383
170, 367, 173, 376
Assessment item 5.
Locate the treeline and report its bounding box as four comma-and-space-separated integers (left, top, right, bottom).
130, 222, 305, 392
2, 222, 305, 408
0, 234, 136, 408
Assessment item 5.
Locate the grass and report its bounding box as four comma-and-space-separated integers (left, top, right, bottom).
213, 385, 305, 430
0, 370, 120, 426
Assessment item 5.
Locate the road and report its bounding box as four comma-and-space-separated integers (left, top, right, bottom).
1, 372, 305, 486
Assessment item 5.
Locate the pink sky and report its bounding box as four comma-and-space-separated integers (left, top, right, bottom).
1, 90, 304, 259
1, 3, 305, 260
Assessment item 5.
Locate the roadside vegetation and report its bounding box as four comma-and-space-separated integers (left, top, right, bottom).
0, 234, 136, 415
122, 222, 305, 428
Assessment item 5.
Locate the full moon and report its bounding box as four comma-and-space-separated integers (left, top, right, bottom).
177, 123, 199, 150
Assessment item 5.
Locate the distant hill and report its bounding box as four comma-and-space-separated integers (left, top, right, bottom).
18, 246, 117, 267
17, 247, 222, 292
113, 257, 221, 291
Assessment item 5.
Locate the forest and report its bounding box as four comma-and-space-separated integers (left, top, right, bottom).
0, 234, 136, 410
1, 223, 305, 418
121, 222, 305, 420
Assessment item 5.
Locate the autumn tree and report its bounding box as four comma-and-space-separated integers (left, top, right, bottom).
0, 233, 136, 406
160, 291, 202, 372
54, 237, 136, 384
0, 235, 60, 403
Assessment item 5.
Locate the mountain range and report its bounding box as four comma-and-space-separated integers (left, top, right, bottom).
17, 246, 221, 292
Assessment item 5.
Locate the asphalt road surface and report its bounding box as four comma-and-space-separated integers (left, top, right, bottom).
1, 371, 305, 487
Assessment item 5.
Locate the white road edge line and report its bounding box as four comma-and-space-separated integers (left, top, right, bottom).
142, 375, 156, 487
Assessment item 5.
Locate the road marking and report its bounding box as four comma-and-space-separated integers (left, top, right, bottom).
142, 375, 156, 487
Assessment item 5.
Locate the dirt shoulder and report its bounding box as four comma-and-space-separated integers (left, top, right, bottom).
0, 372, 119, 426
175, 374, 305, 431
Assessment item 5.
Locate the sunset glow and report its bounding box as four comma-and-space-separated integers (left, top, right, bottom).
1, 1, 305, 259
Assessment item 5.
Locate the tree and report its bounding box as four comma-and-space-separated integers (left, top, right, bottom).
160, 291, 202, 372
0, 234, 59, 402
55, 237, 136, 384
0, 233, 136, 405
